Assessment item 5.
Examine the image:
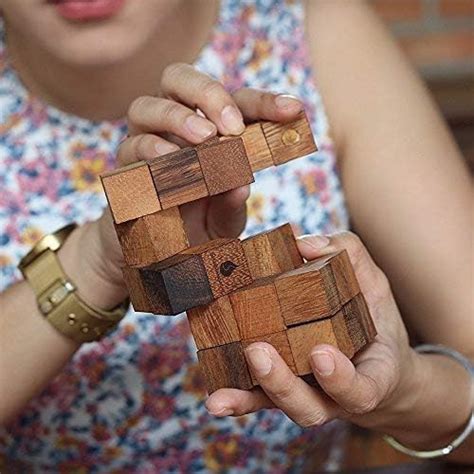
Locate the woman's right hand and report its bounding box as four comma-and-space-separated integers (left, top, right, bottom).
69, 63, 304, 310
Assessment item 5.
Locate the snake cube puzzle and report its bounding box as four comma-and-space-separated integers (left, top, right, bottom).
101, 111, 377, 393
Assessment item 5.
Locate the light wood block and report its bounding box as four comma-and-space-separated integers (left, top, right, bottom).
149, 147, 208, 209
239, 122, 273, 172
101, 161, 161, 224
242, 223, 303, 279
197, 342, 253, 393
187, 296, 240, 350
197, 137, 254, 195
115, 207, 189, 266
230, 278, 285, 339
262, 111, 317, 166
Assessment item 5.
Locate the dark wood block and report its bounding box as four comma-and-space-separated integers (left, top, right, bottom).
149, 147, 209, 209
101, 161, 161, 224
122, 266, 155, 313
261, 111, 317, 166
242, 223, 303, 279
344, 293, 377, 344
331, 311, 356, 359
197, 342, 253, 393
114, 207, 189, 266
229, 278, 285, 339
182, 238, 253, 299
342, 297, 368, 355
329, 249, 360, 305
239, 122, 273, 172
243, 330, 296, 384
187, 296, 240, 350
123, 254, 214, 315
196, 137, 254, 195
274, 257, 340, 326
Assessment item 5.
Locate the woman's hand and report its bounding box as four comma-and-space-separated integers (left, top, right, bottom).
206, 231, 422, 432
71, 64, 304, 309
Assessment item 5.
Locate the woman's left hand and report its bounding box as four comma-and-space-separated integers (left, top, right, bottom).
206, 231, 421, 431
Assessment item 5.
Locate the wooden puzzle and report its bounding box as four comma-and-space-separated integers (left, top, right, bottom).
101, 111, 377, 393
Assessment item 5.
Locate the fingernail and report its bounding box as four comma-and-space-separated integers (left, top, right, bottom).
185, 115, 216, 140
298, 235, 330, 249
311, 351, 335, 376
154, 142, 179, 156
275, 94, 303, 110
208, 406, 234, 417
221, 105, 245, 135
246, 347, 272, 376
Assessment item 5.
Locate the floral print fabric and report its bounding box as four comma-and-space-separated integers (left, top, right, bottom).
0, 0, 349, 472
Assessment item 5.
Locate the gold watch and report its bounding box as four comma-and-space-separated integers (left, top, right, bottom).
19, 223, 129, 344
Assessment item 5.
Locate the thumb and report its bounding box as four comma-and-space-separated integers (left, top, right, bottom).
296, 234, 331, 260
206, 185, 250, 239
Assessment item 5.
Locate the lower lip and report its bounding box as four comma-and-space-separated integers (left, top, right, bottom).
54, 0, 125, 21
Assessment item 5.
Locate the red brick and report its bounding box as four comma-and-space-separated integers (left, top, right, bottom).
440, 0, 474, 17
371, 0, 422, 22
400, 31, 474, 66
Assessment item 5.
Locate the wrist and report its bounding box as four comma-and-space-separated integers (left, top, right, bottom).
58, 222, 128, 310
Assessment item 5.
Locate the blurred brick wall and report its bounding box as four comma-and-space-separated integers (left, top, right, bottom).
371, 0, 474, 169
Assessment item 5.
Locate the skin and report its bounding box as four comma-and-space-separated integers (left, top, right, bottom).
0, 0, 472, 465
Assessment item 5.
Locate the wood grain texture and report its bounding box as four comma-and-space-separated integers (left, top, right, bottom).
331, 311, 356, 359
274, 258, 340, 326
122, 266, 155, 313
126, 253, 214, 315
196, 137, 254, 195
187, 296, 240, 350
287, 318, 339, 375
330, 249, 360, 305
345, 293, 377, 343
342, 297, 368, 355
101, 161, 161, 224
197, 342, 253, 393
242, 223, 303, 279
114, 207, 189, 266
229, 278, 285, 339
243, 331, 296, 383
261, 111, 317, 166
149, 147, 208, 208
183, 238, 253, 298
239, 122, 273, 172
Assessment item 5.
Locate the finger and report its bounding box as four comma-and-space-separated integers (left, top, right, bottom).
116, 133, 180, 166
232, 88, 303, 123
310, 344, 390, 416
127, 96, 216, 143
297, 231, 390, 302
245, 342, 339, 427
161, 63, 245, 136
206, 387, 274, 417
206, 186, 250, 239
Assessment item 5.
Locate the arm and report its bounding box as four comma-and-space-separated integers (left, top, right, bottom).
306, 0, 473, 461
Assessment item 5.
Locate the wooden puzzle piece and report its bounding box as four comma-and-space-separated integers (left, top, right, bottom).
101, 161, 161, 224
187, 296, 240, 350
196, 137, 254, 195
149, 147, 209, 209
237, 122, 273, 172
229, 278, 285, 339
242, 223, 303, 279
261, 111, 317, 166
115, 207, 189, 266
344, 293, 377, 343
242, 331, 296, 385
197, 342, 253, 393
182, 239, 254, 299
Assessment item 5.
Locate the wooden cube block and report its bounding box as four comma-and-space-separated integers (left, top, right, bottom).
274, 258, 340, 326
330, 311, 356, 359
115, 207, 189, 266
239, 122, 273, 172
196, 137, 254, 195
243, 331, 296, 384
197, 342, 253, 393
229, 278, 285, 339
182, 238, 253, 299
101, 161, 161, 224
242, 223, 303, 279
261, 112, 317, 166
287, 312, 358, 376
344, 293, 377, 344
187, 296, 240, 350
122, 254, 214, 315
149, 147, 209, 209
329, 250, 360, 305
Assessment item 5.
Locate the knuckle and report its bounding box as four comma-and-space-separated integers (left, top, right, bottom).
162, 62, 186, 84
268, 383, 294, 403
351, 395, 378, 415
158, 100, 183, 122
127, 96, 151, 122
298, 411, 328, 428
201, 79, 227, 101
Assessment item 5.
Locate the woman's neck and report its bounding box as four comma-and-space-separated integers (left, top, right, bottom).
6, 1, 219, 121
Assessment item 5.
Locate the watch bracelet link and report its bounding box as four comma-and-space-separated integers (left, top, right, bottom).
20, 226, 128, 344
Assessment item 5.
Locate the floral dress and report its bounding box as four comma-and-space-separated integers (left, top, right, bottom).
0, 0, 349, 472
